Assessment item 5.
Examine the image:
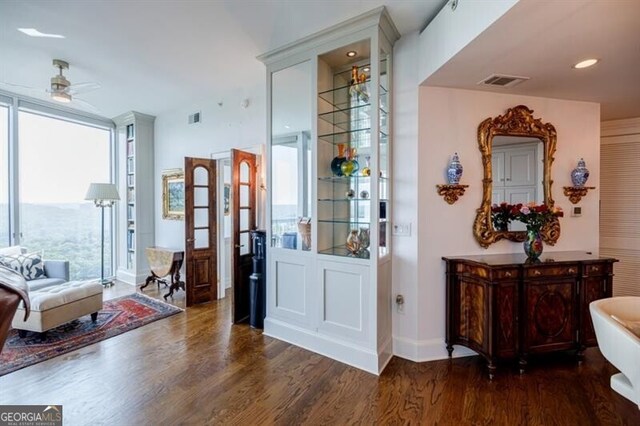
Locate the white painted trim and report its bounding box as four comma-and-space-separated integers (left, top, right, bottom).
393, 335, 477, 362
264, 318, 386, 375
116, 268, 147, 286
601, 117, 640, 137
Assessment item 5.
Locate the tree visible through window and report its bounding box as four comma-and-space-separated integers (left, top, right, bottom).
18, 111, 112, 280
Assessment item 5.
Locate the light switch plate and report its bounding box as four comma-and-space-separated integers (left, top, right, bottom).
571, 206, 582, 217
392, 223, 411, 236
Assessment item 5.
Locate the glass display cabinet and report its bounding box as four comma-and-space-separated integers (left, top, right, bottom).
259, 7, 398, 374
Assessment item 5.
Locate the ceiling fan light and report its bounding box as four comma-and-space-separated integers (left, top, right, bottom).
51, 92, 71, 103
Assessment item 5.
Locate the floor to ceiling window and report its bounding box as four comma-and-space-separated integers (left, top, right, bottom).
0, 105, 8, 247
17, 110, 112, 280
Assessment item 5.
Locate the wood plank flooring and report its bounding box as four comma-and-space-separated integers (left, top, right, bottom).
1, 282, 638, 425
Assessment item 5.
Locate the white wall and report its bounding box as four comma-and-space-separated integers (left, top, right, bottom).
154, 86, 266, 251
418, 0, 519, 84
390, 31, 420, 359
411, 86, 600, 361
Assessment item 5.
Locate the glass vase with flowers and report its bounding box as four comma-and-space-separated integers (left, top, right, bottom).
511, 202, 564, 260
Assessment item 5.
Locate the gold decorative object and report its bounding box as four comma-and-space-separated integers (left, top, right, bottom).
563, 186, 595, 204
162, 169, 185, 220
473, 105, 560, 248
436, 184, 469, 205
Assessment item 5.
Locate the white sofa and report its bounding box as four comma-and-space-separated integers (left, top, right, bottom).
590, 297, 640, 408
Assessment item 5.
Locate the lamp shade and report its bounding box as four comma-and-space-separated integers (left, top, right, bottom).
85, 183, 120, 201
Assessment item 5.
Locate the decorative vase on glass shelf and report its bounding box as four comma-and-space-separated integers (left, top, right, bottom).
340, 147, 359, 177
511, 202, 564, 260
331, 143, 347, 176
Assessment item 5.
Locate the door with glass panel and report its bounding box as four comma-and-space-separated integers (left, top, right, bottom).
231, 149, 257, 323
185, 157, 217, 306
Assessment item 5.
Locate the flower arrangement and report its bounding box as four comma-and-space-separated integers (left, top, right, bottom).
512, 202, 563, 232
491, 202, 513, 231
491, 202, 563, 232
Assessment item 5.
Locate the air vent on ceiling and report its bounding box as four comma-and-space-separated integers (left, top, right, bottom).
478, 74, 530, 88
188, 112, 201, 124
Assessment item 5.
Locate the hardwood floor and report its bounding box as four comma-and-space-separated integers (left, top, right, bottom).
1, 282, 638, 425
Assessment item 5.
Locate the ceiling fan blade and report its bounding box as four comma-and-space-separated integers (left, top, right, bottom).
65, 82, 101, 95
0, 81, 47, 97
71, 97, 101, 114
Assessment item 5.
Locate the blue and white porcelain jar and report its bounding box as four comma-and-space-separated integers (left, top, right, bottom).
571, 158, 590, 187
447, 152, 463, 184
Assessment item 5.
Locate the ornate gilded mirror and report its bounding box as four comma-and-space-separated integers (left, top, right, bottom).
473, 105, 560, 247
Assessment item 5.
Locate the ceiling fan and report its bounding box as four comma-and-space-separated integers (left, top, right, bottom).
0, 59, 101, 112
47, 59, 100, 104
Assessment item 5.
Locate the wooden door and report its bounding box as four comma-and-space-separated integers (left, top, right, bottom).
231, 149, 256, 323
185, 157, 217, 307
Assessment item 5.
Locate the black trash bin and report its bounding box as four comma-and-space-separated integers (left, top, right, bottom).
249, 230, 267, 329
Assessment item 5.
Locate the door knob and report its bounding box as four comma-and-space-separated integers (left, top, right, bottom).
187, 238, 195, 243
235, 244, 245, 249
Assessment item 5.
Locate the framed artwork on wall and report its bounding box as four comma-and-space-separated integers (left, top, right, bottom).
162, 169, 185, 220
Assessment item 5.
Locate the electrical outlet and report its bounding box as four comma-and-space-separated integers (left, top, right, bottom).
392, 222, 411, 237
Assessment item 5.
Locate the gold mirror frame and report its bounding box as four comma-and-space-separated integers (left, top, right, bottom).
162, 169, 185, 220
473, 105, 560, 248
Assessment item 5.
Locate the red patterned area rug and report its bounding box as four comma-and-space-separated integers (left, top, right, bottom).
0, 292, 182, 376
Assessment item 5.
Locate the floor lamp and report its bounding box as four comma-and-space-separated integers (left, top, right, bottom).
85, 183, 120, 287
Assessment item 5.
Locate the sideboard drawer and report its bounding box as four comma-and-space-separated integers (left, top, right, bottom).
493, 268, 519, 281
584, 263, 612, 276
524, 265, 579, 279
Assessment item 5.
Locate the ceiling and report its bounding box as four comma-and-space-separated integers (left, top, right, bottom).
424, 0, 640, 121
0, 0, 445, 119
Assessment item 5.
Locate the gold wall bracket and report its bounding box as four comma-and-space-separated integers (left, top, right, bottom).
436, 184, 469, 205
563, 186, 595, 204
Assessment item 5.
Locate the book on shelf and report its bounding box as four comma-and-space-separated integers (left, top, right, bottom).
126, 124, 134, 140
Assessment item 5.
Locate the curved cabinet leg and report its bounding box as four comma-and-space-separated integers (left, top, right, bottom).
576, 345, 586, 363
519, 355, 528, 375
446, 343, 454, 357
487, 360, 497, 380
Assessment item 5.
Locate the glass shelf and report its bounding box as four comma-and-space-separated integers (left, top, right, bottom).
318, 129, 387, 145
317, 218, 371, 225
318, 198, 372, 202
319, 246, 371, 259
318, 175, 387, 182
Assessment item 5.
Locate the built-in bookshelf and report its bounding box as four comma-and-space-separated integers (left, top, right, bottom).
113, 111, 156, 285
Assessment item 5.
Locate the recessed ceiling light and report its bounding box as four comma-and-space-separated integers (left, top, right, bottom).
573, 58, 599, 69
18, 28, 65, 38
284, 125, 291, 129
363, 67, 370, 73
346, 51, 357, 57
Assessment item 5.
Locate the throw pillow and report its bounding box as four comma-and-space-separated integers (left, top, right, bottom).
0, 252, 45, 281
611, 314, 640, 339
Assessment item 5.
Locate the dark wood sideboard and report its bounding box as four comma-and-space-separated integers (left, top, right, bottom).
443, 251, 617, 379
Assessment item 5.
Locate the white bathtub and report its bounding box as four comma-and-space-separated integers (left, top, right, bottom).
590, 296, 640, 408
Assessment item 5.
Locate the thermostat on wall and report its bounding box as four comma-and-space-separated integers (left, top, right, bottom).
571, 206, 582, 217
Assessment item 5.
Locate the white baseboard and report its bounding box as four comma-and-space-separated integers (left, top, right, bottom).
116, 268, 147, 286
393, 335, 477, 362
264, 317, 387, 375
